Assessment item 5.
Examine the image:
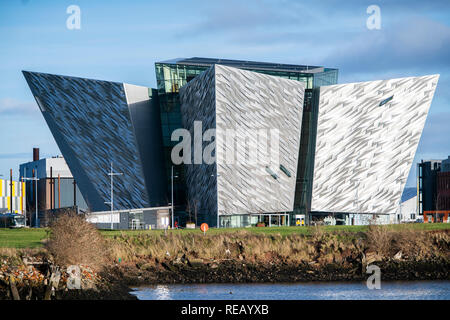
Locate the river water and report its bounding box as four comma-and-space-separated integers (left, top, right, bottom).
131, 281, 450, 300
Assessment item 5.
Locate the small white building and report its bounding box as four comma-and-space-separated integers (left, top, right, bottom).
393, 188, 417, 223
20, 155, 73, 179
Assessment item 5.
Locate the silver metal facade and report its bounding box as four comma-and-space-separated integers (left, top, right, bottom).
311, 75, 439, 214
180, 65, 304, 224
23, 72, 166, 211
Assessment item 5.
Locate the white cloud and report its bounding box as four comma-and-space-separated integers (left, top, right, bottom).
0, 98, 36, 115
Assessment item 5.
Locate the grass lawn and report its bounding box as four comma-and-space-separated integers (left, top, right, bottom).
99, 222, 450, 237
0, 223, 448, 248
0, 228, 49, 249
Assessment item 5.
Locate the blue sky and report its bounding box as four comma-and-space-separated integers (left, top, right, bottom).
0, 0, 449, 187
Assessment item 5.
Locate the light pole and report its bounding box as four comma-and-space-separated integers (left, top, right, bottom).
23, 169, 38, 228
170, 166, 178, 229
211, 173, 220, 228
398, 182, 403, 224
105, 162, 122, 230
354, 178, 360, 225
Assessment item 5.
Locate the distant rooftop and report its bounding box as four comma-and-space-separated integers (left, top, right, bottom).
402, 187, 417, 202
157, 57, 337, 74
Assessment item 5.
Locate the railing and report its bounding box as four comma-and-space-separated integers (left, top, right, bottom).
423, 211, 450, 223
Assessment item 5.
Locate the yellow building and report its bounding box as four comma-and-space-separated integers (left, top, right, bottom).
0, 179, 26, 214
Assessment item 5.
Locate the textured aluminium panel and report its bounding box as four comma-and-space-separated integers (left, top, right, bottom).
179, 65, 217, 224
23, 71, 151, 211
125, 85, 167, 207
180, 65, 304, 222
215, 65, 304, 216
311, 75, 439, 214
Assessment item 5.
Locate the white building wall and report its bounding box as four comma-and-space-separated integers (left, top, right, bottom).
311, 75, 439, 215
20, 156, 73, 179
393, 195, 417, 223
180, 64, 305, 222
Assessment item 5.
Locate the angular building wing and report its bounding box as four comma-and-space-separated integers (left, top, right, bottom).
21, 58, 441, 228
22, 71, 167, 211
311, 75, 439, 214
180, 65, 305, 226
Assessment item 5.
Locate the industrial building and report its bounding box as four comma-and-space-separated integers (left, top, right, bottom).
22, 57, 439, 228
0, 175, 26, 215
418, 157, 450, 223
19, 148, 87, 226
85, 206, 171, 230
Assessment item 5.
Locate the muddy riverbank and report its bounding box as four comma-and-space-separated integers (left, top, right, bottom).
111, 257, 450, 287
1, 253, 448, 300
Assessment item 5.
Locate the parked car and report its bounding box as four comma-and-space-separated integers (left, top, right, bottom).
415, 217, 424, 223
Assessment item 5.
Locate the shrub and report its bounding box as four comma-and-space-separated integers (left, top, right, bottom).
365, 224, 392, 256
45, 212, 108, 270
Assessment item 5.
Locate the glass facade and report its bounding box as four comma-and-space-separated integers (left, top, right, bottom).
293, 88, 321, 224
219, 214, 290, 228
155, 62, 209, 219
154, 57, 338, 225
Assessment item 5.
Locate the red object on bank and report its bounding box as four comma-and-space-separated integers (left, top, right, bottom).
200, 223, 209, 233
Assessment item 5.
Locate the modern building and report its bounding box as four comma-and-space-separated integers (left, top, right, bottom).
179, 64, 305, 227
22, 72, 167, 213
417, 157, 450, 223
441, 156, 450, 173
0, 176, 26, 215
310, 75, 439, 225
155, 58, 339, 225
417, 159, 442, 216
23, 57, 439, 228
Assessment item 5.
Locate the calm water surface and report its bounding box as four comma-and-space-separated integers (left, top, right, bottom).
131, 281, 450, 300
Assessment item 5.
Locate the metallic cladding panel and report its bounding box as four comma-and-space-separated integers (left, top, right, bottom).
124, 85, 168, 207
180, 64, 304, 220
311, 75, 439, 214
179, 65, 217, 225
22, 71, 150, 211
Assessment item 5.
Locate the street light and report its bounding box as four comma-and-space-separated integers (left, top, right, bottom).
105, 162, 123, 230
211, 173, 220, 228
22, 169, 39, 228
398, 182, 404, 224
353, 178, 360, 226
171, 166, 179, 229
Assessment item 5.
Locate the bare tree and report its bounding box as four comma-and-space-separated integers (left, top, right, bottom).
186, 199, 193, 223
193, 199, 198, 226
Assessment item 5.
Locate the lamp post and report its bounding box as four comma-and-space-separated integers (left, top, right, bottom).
170, 166, 179, 229
23, 168, 38, 228
105, 162, 122, 230
211, 173, 220, 228
9, 169, 13, 215
354, 178, 360, 226
398, 182, 403, 224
